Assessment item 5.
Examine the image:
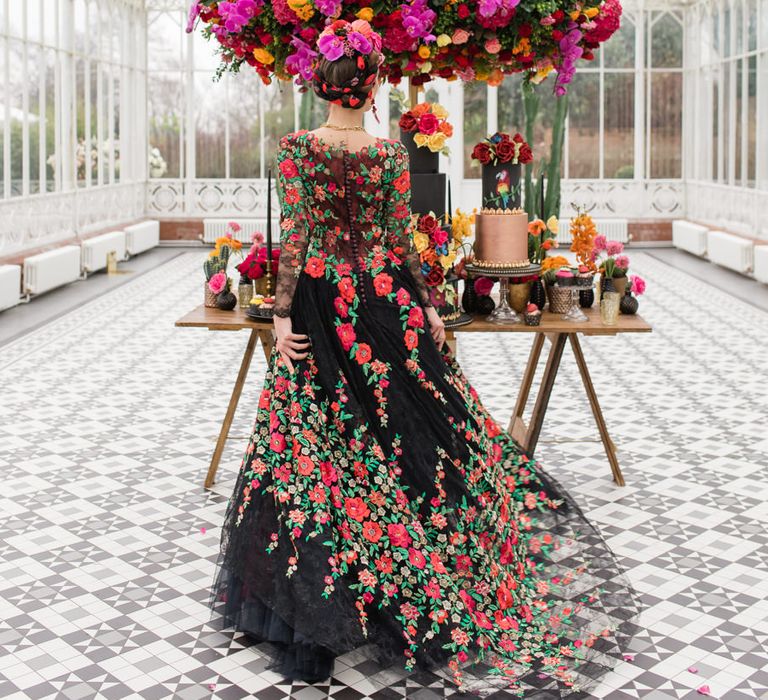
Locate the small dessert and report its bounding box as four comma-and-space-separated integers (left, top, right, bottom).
576, 265, 593, 287
555, 269, 575, 286
246, 293, 274, 318
261, 296, 275, 310
249, 294, 265, 306
524, 303, 542, 326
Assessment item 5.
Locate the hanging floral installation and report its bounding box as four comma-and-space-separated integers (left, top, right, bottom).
186, 0, 622, 94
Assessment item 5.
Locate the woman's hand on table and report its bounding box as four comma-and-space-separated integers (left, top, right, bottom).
426, 307, 446, 348
273, 315, 310, 374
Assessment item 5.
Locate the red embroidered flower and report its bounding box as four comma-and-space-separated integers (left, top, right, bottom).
336, 323, 356, 351
393, 170, 410, 194
387, 523, 412, 548
344, 497, 370, 522
297, 455, 314, 476
270, 432, 286, 453
362, 520, 382, 542
304, 256, 325, 278
424, 579, 441, 599
334, 296, 349, 316
279, 158, 299, 179
407, 306, 424, 328
404, 329, 418, 351
355, 342, 372, 365
373, 272, 393, 296
408, 548, 427, 569
396, 288, 411, 306
320, 461, 338, 485
338, 277, 355, 302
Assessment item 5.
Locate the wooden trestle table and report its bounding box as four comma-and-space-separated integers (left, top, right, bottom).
175, 305, 651, 490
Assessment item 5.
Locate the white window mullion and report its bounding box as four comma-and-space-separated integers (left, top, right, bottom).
486, 85, 498, 134
258, 79, 266, 179
224, 73, 230, 179
38, 43, 46, 194
634, 5, 645, 181
21, 1, 29, 197
598, 55, 605, 180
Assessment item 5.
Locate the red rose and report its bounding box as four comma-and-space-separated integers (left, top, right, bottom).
552, 29, 564, 41
471, 142, 492, 164
418, 112, 439, 135
518, 23, 532, 38
553, 9, 565, 20
457, 3, 470, 18
495, 139, 515, 163
474, 276, 494, 296
518, 144, 533, 164
399, 112, 418, 132
418, 213, 439, 234
426, 266, 444, 286
336, 322, 356, 351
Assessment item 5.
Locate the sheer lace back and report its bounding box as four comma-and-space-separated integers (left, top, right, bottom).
272, 129, 433, 317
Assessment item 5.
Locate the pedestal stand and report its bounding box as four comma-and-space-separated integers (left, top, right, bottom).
464, 262, 542, 325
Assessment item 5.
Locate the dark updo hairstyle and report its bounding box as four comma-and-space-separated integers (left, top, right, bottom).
312, 50, 382, 110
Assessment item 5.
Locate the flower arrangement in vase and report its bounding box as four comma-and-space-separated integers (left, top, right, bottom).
399, 103, 453, 155
592, 235, 629, 295
204, 223, 243, 310
528, 216, 559, 264
569, 207, 598, 273
236, 232, 281, 291
471, 132, 532, 210
620, 274, 646, 314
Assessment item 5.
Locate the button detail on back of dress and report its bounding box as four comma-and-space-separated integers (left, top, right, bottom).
342, 151, 368, 305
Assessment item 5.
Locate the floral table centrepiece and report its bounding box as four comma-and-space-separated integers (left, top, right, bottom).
236, 230, 281, 307
204, 224, 243, 309
471, 132, 532, 210
527, 215, 559, 308
593, 234, 629, 296
620, 274, 645, 315
540, 255, 570, 310
399, 102, 452, 172
186, 0, 623, 96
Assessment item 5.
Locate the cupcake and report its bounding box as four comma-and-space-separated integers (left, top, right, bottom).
555, 269, 575, 287
261, 296, 275, 311
524, 303, 542, 326
575, 265, 593, 287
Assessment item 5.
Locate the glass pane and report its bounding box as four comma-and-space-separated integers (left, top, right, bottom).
604, 73, 634, 178
747, 0, 757, 51
722, 63, 730, 181
747, 55, 756, 186
100, 4, 111, 61
0, 39, 5, 198
148, 11, 183, 71
74, 0, 88, 54
9, 40, 23, 196
735, 0, 744, 55
194, 27, 220, 72
148, 72, 183, 178
388, 88, 405, 139
498, 74, 524, 136
712, 66, 719, 180
650, 72, 682, 178
76, 59, 87, 186
113, 74, 120, 182
724, 4, 731, 58
28, 51, 41, 194
651, 12, 683, 68
265, 81, 295, 175
463, 81, 487, 178
43, 0, 57, 46
195, 72, 226, 177
735, 59, 743, 181
759, 53, 768, 188
27, 0, 41, 44
567, 72, 599, 178
46, 48, 56, 192
603, 19, 635, 69
762, 0, 768, 50
230, 72, 261, 179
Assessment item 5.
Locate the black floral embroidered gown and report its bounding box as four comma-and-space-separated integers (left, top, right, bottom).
210, 130, 641, 697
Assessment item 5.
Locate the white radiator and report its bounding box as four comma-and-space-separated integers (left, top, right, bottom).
125, 220, 160, 256
753, 245, 768, 284
672, 220, 709, 257
707, 231, 754, 274
0, 265, 21, 311
23, 246, 81, 296
203, 218, 279, 245
81, 230, 127, 273
557, 217, 629, 245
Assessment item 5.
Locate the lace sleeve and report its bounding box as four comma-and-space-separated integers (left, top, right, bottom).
383, 141, 433, 308
272, 134, 311, 318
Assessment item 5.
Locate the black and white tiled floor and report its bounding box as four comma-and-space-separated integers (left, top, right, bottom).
1, 251, 767, 700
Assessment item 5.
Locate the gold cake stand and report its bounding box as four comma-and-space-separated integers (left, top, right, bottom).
464, 261, 542, 325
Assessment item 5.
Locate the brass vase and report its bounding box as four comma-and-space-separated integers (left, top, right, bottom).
204, 281, 218, 308
507, 281, 533, 313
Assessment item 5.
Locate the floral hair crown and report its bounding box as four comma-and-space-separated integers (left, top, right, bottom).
317, 19, 384, 64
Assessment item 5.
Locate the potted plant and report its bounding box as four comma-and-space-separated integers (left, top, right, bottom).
593, 234, 629, 296
236, 231, 281, 307
204, 227, 242, 309
620, 274, 646, 315
471, 132, 533, 210
399, 102, 453, 173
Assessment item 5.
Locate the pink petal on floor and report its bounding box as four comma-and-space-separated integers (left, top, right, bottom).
201, 527, 207, 534
537, 673, 548, 679
688, 666, 699, 673
208, 683, 216, 690
623, 654, 634, 661
697, 685, 710, 695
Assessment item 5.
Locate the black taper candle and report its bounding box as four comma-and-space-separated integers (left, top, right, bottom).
266, 167, 273, 259
447, 176, 452, 224
539, 174, 545, 220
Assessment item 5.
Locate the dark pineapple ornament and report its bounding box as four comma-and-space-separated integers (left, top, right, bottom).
461, 277, 479, 313
529, 278, 546, 310
620, 290, 639, 315
216, 279, 238, 311
579, 288, 595, 308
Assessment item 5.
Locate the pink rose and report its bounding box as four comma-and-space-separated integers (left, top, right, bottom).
418, 113, 439, 135
630, 274, 646, 295
208, 271, 227, 294
452, 28, 470, 44
484, 37, 501, 53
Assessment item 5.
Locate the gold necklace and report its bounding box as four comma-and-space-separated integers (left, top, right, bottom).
319, 123, 366, 131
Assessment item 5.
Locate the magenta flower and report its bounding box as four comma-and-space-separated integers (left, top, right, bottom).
286, 37, 318, 82
185, 1, 201, 33
318, 32, 345, 61
401, 0, 437, 42
347, 31, 372, 54
314, 0, 341, 16
630, 274, 646, 295
554, 23, 583, 95
208, 271, 228, 294
614, 254, 630, 270
251, 231, 265, 245
474, 276, 495, 296
606, 240, 624, 256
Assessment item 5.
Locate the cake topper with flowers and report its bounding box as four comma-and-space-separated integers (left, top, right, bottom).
187, 0, 624, 94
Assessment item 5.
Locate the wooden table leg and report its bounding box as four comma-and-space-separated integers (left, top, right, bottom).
257, 327, 275, 360
507, 333, 545, 442
204, 329, 260, 489
568, 333, 625, 486
523, 333, 567, 455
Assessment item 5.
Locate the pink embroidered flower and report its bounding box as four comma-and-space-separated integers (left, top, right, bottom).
279, 157, 299, 179
395, 288, 411, 306
387, 523, 412, 548
408, 547, 427, 569
344, 497, 370, 522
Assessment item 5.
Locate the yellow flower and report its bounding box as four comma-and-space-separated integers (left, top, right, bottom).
440, 251, 456, 269
436, 33, 451, 47
253, 48, 275, 64
413, 231, 430, 253
530, 64, 554, 85
420, 61, 432, 74
585, 6, 599, 18
417, 45, 431, 59
546, 215, 559, 234
294, 3, 315, 20
427, 132, 446, 151
414, 132, 429, 148
355, 7, 373, 21
431, 103, 448, 119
